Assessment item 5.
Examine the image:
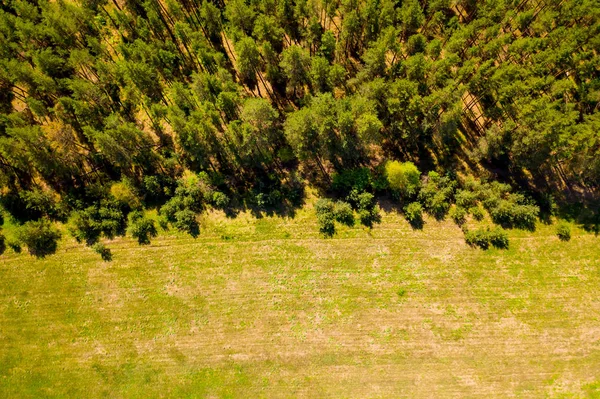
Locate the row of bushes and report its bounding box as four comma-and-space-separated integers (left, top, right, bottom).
324, 162, 547, 249
315, 190, 381, 237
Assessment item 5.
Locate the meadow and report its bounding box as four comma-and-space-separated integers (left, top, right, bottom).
1, 203, 600, 398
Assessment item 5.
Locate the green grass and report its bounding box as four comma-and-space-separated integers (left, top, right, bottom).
1, 204, 600, 398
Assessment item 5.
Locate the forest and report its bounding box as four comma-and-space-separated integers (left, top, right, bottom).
0, 0, 599, 258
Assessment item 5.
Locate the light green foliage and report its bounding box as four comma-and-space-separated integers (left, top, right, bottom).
385, 161, 421, 199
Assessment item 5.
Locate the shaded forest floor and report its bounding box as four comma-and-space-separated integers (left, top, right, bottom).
1, 200, 600, 398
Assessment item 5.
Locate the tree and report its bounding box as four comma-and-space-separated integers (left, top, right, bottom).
280, 45, 310, 96
385, 161, 421, 199
17, 219, 62, 258
127, 211, 158, 245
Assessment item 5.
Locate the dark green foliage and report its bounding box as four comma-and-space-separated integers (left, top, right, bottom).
464, 228, 490, 250
487, 196, 539, 231
92, 242, 112, 261
0, 0, 596, 254
455, 190, 478, 209
211, 192, 230, 209
68, 201, 127, 246
450, 206, 467, 226
315, 198, 336, 237
16, 219, 62, 258
333, 201, 355, 227
332, 168, 372, 197
127, 211, 158, 245
470, 206, 485, 221
488, 227, 509, 249
556, 222, 571, 242
173, 209, 200, 238
404, 202, 424, 229
464, 227, 509, 250
355, 192, 381, 228
418, 172, 456, 220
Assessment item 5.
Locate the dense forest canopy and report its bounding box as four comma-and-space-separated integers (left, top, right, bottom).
0, 0, 598, 256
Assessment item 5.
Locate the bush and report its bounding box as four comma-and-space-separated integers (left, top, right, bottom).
488, 226, 509, 249
488, 199, 538, 230
68, 201, 127, 245
455, 189, 478, 208
332, 168, 372, 196
418, 172, 456, 220
92, 242, 112, 261
127, 211, 158, 245
359, 206, 381, 228
385, 161, 421, 199
333, 201, 355, 227
110, 180, 141, 210
16, 219, 62, 258
68, 209, 101, 246
556, 221, 571, 241
315, 198, 336, 237
469, 205, 485, 221
355, 192, 381, 228
174, 209, 200, 238
464, 227, 509, 250
404, 202, 424, 229
464, 228, 490, 249
450, 206, 467, 226
211, 191, 230, 209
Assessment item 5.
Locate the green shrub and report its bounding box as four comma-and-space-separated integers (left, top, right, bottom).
488, 226, 509, 249
385, 160, 421, 199
488, 199, 538, 230
332, 168, 372, 196
211, 191, 230, 209
469, 205, 485, 221
68, 210, 101, 246
450, 206, 467, 226
556, 222, 571, 241
404, 202, 424, 229
418, 172, 456, 220
355, 192, 381, 228
315, 198, 336, 237
174, 209, 200, 238
92, 242, 112, 261
455, 189, 478, 208
464, 228, 490, 249
127, 211, 158, 245
333, 201, 355, 227
464, 227, 509, 250
16, 219, 62, 258
359, 206, 381, 228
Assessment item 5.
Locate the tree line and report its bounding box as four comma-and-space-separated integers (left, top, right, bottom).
0, 0, 598, 257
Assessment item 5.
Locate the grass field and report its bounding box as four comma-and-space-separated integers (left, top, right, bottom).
1, 202, 600, 398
